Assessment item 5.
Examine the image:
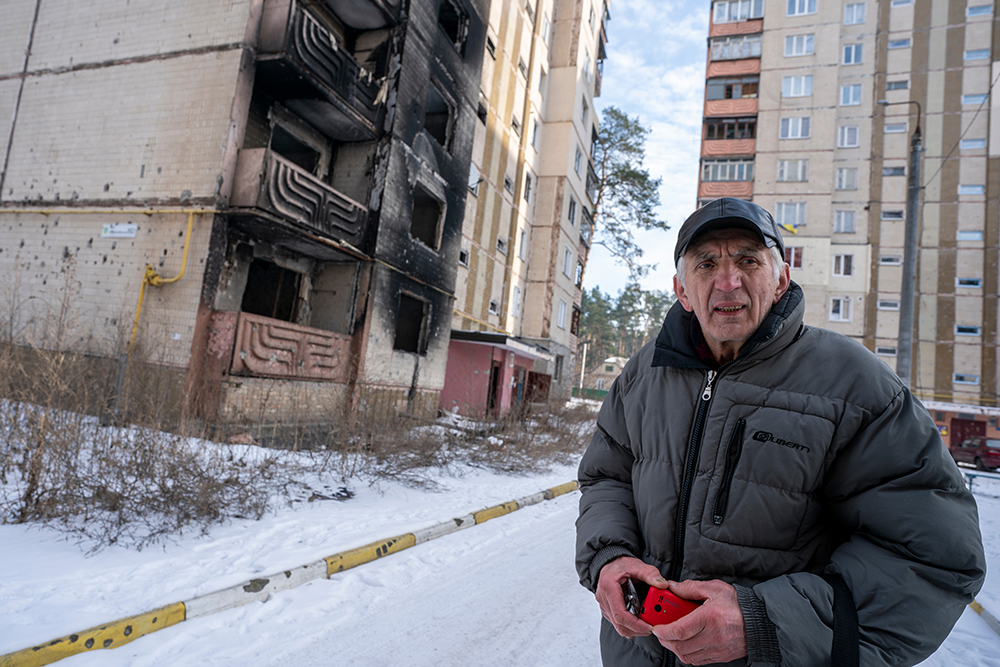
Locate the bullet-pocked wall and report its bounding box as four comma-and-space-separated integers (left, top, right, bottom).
0, 0, 259, 426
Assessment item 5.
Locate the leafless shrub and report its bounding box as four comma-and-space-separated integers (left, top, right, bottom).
0, 258, 597, 551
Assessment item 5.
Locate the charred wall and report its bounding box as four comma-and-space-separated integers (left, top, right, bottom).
359, 0, 489, 406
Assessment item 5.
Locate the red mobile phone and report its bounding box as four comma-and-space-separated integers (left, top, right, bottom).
623, 579, 701, 625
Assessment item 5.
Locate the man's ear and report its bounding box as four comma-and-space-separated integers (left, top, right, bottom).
674, 274, 694, 313
773, 262, 791, 304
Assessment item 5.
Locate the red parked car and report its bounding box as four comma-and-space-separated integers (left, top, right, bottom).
950, 436, 1000, 471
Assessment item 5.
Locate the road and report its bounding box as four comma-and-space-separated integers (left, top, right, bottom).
60, 489, 1000, 667
62, 491, 605, 667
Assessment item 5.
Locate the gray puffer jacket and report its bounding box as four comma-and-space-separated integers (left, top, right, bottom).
576, 283, 985, 667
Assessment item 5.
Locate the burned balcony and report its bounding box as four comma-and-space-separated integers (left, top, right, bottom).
231, 147, 369, 249
257, 0, 385, 141
214, 311, 353, 382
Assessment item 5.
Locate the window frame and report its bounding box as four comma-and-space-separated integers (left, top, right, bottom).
838, 125, 860, 148
835, 167, 859, 191
780, 116, 811, 139
833, 253, 854, 277
782, 74, 814, 97
777, 158, 809, 182
830, 297, 852, 322
842, 43, 863, 65
784, 34, 815, 57
844, 2, 866, 24
787, 0, 817, 17
834, 210, 856, 233
784, 246, 804, 268
840, 83, 862, 106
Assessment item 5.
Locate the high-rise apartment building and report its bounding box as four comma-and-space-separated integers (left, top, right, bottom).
700, 0, 999, 428
441, 0, 607, 416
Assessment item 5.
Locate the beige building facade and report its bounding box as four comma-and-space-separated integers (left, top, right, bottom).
441, 0, 606, 416
700, 0, 998, 411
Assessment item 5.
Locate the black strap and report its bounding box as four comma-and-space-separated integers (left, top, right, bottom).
823, 573, 859, 667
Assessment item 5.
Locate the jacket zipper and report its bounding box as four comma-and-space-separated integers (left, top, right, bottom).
665, 369, 716, 667
713, 418, 746, 525
669, 370, 716, 582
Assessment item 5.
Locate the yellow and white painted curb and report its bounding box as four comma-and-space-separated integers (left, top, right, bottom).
0, 481, 580, 667
970, 599, 1000, 638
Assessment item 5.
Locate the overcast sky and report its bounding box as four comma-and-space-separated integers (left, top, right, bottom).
587, 0, 710, 297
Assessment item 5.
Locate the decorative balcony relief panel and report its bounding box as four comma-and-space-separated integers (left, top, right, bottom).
699, 181, 753, 199
231, 312, 352, 382
258, 0, 381, 133
706, 60, 761, 78
702, 139, 756, 157
287, 8, 381, 125
232, 148, 369, 248
704, 98, 758, 117
709, 19, 763, 38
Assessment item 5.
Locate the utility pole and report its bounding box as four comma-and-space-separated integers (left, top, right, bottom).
878, 99, 922, 388
579, 342, 588, 392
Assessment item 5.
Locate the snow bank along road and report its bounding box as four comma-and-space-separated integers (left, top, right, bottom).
3, 475, 1000, 666
1, 481, 579, 667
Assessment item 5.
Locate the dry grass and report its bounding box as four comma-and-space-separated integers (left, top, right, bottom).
0, 257, 597, 551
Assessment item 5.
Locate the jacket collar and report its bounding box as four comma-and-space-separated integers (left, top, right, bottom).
651, 282, 805, 370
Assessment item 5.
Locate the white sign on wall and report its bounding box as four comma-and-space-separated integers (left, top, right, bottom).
101, 223, 139, 238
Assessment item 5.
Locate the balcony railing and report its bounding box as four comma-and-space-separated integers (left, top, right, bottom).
258, 0, 382, 137
231, 312, 352, 381
232, 147, 369, 248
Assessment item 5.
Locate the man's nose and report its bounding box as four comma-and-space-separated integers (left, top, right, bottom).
715, 264, 743, 291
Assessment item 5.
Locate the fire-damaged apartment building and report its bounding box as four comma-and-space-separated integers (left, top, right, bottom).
0, 0, 489, 427
1, 0, 607, 428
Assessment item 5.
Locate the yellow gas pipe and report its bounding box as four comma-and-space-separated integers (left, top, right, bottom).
128, 210, 197, 348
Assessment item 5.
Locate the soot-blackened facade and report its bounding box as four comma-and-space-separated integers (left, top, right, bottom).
195, 0, 489, 424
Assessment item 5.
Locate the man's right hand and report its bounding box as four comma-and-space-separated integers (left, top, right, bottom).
596, 556, 669, 638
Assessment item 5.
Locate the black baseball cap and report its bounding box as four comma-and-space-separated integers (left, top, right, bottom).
674, 198, 785, 265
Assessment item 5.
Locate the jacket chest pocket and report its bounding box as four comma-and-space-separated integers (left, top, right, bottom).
700, 407, 834, 552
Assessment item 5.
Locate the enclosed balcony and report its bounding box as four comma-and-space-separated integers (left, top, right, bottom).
586, 161, 600, 204
231, 147, 369, 249
257, 0, 385, 141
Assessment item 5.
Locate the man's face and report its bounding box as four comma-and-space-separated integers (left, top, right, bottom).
673, 229, 790, 363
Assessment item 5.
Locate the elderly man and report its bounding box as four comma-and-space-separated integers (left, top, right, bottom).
575, 198, 985, 667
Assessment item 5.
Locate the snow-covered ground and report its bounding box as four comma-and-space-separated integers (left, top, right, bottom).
2, 460, 999, 665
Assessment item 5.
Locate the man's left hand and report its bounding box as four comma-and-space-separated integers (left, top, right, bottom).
651, 579, 747, 666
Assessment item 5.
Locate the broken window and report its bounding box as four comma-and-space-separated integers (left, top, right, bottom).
309, 262, 359, 335
424, 84, 453, 148
266, 105, 332, 178
394, 293, 429, 354
437, 0, 469, 54
271, 125, 320, 173
411, 186, 444, 249
241, 258, 302, 323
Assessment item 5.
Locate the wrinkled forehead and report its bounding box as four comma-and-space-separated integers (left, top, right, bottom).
684, 228, 767, 260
